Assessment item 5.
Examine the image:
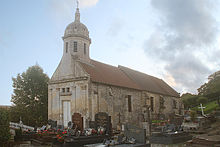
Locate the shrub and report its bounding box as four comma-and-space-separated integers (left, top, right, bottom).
197, 96, 208, 104
190, 110, 197, 122
0, 108, 11, 146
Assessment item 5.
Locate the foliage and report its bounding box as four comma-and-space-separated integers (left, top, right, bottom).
196, 96, 208, 104
189, 110, 197, 122
192, 101, 220, 114
0, 108, 11, 145
56, 130, 67, 143
10, 65, 49, 127
181, 93, 198, 109
198, 76, 220, 95
152, 120, 164, 123
198, 76, 220, 106
14, 128, 23, 141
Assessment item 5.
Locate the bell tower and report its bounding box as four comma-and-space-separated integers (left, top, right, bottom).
62, 2, 91, 62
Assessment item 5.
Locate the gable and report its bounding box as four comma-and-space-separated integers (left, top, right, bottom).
50, 56, 88, 82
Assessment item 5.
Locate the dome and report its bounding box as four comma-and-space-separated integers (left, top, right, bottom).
64, 21, 89, 38
63, 8, 90, 40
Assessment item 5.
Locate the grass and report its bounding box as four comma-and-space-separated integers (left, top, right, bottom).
192, 100, 220, 114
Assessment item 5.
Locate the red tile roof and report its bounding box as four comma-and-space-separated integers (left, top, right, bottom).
79, 60, 179, 97
119, 66, 179, 97
80, 60, 141, 90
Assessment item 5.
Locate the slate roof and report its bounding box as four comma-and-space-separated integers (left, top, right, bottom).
80, 59, 179, 97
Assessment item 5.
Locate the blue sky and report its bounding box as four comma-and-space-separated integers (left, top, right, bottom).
1, 0, 220, 105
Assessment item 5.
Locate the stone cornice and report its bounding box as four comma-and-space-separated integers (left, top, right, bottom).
62, 34, 91, 43
49, 76, 88, 85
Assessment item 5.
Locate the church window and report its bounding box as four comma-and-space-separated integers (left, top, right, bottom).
150, 97, 154, 112
62, 88, 65, 93
66, 42, 68, 53
74, 41, 77, 52
128, 95, 132, 112
84, 43, 86, 55
66, 87, 70, 92
173, 100, 177, 109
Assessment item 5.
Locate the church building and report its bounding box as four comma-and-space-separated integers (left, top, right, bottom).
48, 7, 183, 129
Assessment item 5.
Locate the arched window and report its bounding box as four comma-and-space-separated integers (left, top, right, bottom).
74, 41, 77, 52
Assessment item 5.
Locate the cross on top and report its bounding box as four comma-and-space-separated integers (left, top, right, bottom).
77, 0, 79, 8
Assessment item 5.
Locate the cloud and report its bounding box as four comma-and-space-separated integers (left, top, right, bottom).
165, 52, 211, 93
79, 0, 99, 8
144, 0, 219, 93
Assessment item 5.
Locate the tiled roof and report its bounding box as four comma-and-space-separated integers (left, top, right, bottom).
119, 66, 180, 97
79, 60, 141, 90
79, 60, 179, 97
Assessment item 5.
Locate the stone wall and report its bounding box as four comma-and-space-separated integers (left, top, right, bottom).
48, 60, 183, 128
89, 83, 143, 128
49, 78, 183, 128
48, 61, 90, 126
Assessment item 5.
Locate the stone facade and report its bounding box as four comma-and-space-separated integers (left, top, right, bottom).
49, 75, 183, 128
48, 7, 183, 129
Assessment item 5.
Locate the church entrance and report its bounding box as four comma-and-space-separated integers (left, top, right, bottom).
63, 101, 71, 127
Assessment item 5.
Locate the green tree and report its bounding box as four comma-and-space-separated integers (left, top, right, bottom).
196, 96, 208, 104
198, 76, 220, 106
11, 65, 49, 127
0, 108, 11, 146
190, 110, 197, 122
181, 93, 198, 109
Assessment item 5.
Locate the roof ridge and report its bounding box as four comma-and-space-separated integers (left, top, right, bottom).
91, 59, 119, 69
118, 65, 161, 80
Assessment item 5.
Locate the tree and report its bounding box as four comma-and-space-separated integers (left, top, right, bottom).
181, 93, 198, 109
196, 96, 208, 104
11, 65, 49, 127
190, 110, 197, 122
0, 108, 11, 146
198, 76, 220, 107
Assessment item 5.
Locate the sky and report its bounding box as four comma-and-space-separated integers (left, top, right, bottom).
1, 0, 220, 105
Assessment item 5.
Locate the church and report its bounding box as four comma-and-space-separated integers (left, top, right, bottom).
48, 7, 183, 129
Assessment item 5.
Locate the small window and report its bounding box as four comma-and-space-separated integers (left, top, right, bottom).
66, 42, 68, 53
74, 41, 77, 52
84, 43, 86, 55
62, 88, 65, 93
66, 87, 70, 92
150, 97, 154, 112
173, 100, 177, 109
128, 95, 132, 112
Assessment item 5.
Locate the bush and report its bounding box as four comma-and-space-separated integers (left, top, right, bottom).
14, 128, 22, 141
181, 93, 198, 108
197, 96, 208, 104
0, 108, 11, 146
190, 110, 197, 122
